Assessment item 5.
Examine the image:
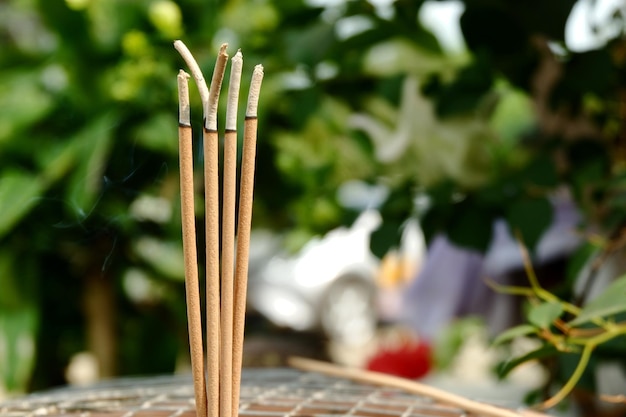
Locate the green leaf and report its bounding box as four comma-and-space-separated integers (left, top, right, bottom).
489, 85, 535, 144
521, 155, 559, 188
285, 21, 335, 66
0, 250, 39, 392
370, 220, 402, 259
506, 197, 553, 252
439, 65, 493, 117
559, 49, 614, 97
493, 324, 537, 346
0, 252, 23, 309
435, 317, 485, 370
557, 350, 596, 392
566, 243, 597, 288
447, 202, 494, 253
0, 170, 43, 240
0, 305, 38, 392
66, 114, 117, 216
133, 113, 178, 156
569, 275, 626, 326
497, 344, 559, 379
0, 72, 54, 144
461, 6, 527, 57
528, 301, 563, 328
133, 237, 184, 281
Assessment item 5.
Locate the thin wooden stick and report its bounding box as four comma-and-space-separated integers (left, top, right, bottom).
177, 70, 207, 417
288, 357, 551, 417
232, 64, 264, 417
205, 43, 229, 417
174, 40, 211, 417
220, 49, 243, 417
174, 40, 209, 112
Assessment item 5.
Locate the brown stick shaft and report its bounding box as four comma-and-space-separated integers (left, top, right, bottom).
231, 117, 257, 417
177, 70, 207, 417
220, 130, 237, 417
221, 50, 243, 417
180, 124, 208, 417
288, 357, 550, 417
205, 44, 228, 417
204, 128, 220, 417
232, 65, 263, 417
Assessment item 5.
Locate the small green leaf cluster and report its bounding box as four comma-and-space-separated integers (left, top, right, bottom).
493, 265, 626, 409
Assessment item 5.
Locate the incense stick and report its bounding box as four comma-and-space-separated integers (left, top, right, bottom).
174, 41, 209, 112
177, 70, 208, 417
205, 43, 229, 417
232, 64, 264, 417
288, 357, 550, 417
220, 49, 243, 417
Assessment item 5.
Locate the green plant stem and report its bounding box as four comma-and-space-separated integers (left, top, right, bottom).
541, 342, 594, 409
541, 325, 626, 409
516, 233, 611, 330
484, 277, 535, 297
517, 238, 578, 311
537, 323, 626, 354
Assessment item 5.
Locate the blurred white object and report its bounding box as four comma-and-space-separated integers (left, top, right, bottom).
565, 0, 626, 52
129, 195, 172, 224
419, 0, 466, 54
65, 351, 99, 386
377, 219, 426, 321
248, 211, 381, 345
350, 76, 493, 187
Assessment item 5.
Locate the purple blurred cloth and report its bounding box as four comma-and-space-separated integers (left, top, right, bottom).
402, 194, 582, 339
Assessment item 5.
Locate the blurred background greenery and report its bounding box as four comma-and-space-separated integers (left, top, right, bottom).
1, 0, 625, 409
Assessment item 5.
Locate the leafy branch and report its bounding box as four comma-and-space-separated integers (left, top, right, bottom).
489, 235, 626, 409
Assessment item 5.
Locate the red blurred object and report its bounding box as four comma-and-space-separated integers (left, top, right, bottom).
366, 341, 432, 379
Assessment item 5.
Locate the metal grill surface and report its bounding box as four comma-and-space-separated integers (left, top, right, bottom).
0, 369, 491, 417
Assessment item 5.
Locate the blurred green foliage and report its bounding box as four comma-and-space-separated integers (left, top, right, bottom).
0, 0, 625, 406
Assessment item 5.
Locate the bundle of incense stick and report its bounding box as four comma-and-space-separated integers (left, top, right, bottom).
174, 40, 263, 417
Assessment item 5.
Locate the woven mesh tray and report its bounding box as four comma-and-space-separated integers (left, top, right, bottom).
0, 368, 517, 417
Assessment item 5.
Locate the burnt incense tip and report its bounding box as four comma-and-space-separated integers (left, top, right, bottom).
178, 68, 190, 80
206, 43, 230, 131
226, 50, 244, 131
177, 70, 191, 125
246, 64, 264, 118
174, 40, 209, 113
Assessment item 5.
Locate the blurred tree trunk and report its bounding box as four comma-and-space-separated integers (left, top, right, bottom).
73, 234, 119, 379
83, 269, 117, 378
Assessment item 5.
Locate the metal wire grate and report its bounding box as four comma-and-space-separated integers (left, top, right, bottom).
0, 369, 497, 417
